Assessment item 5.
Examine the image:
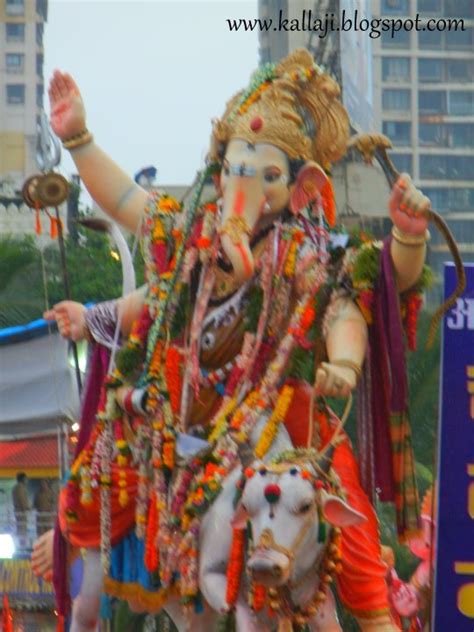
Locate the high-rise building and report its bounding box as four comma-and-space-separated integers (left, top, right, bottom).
258, 0, 474, 296
372, 0, 474, 280
0, 0, 48, 187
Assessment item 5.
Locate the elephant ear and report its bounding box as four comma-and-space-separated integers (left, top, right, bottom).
290, 161, 329, 216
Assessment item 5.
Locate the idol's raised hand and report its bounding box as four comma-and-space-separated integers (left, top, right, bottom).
389, 173, 430, 236
48, 70, 86, 141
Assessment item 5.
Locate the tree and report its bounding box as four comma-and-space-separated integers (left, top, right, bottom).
0, 223, 144, 329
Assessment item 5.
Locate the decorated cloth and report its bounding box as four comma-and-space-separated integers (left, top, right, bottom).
53, 302, 117, 618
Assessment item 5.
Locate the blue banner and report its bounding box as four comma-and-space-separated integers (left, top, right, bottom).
434, 263, 474, 628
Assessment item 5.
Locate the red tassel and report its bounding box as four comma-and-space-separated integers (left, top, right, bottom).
56, 614, 65, 632
50, 216, 58, 239
321, 178, 336, 227
35, 204, 42, 235
2, 594, 13, 632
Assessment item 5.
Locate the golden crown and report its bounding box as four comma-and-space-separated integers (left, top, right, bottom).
210, 49, 350, 168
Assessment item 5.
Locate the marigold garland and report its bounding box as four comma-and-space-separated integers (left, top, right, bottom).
254, 385, 295, 459
225, 527, 246, 608
164, 346, 183, 415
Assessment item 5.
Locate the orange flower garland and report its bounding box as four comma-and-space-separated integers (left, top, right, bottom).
225, 527, 246, 608
164, 346, 183, 415
145, 492, 159, 572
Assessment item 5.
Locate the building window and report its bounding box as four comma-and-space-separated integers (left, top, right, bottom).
417, 0, 442, 14
419, 123, 474, 148
444, 0, 473, 18
382, 57, 410, 82
418, 59, 443, 83
382, 0, 408, 15
6, 84, 25, 105
36, 84, 44, 108
420, 155, 474, 180
447, 60, 473, 83
6, 0, 25, 16
418, 30, 442, 50
450, 124, 474, 148
36, 0, 48, 20
419, 123, 445, 147
392, 154, 413, 173
448, 91, 474, 116
36, 54, 44, 77
6, 23, 25, 42
382, 89, 411, 111
6, 53, 25, 74
36, 23, 44, 46
383, 121, 411, 146
422, 188, 474, 213
446, 27, 474, 51
382, 29, 410, 48
418, 90, 447, 115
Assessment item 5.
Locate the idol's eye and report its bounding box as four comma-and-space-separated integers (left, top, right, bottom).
296, 501, 313, 515
264, 167, 281, 183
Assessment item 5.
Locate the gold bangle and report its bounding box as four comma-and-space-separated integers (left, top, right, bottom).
331, 359, 362, 380
62, 129, 93, 150
391, 225, 430, 247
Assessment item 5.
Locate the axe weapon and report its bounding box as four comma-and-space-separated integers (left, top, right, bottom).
348, 133, 466, 348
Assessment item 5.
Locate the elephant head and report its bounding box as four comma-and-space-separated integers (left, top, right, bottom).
218, 140, 329, 283
209, 48, 350, 283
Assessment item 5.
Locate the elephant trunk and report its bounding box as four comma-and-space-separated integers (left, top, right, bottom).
219, 179, 265, 284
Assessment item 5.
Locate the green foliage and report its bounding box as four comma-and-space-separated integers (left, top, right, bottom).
243, 285, 264, 333
115, 344, 144, 379
0, 235, 46, 327
352, 243, 381, 286
0, 219, 145, 328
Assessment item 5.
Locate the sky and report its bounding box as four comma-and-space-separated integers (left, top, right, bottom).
44, 1, 259, 187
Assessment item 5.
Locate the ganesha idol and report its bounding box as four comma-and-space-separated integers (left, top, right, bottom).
37, 49, 436, 631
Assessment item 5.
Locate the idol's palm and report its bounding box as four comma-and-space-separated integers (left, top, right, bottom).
48, 70, 86, 140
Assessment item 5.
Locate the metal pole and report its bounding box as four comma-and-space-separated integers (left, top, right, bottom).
54, 206, 82, 394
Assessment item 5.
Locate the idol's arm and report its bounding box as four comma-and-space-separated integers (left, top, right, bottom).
315, 298, 368, 398
388, 174, 430, 293
48, 70, 147, 233
44, 286, 147, 342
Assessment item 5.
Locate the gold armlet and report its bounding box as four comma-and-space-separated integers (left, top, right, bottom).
62, 129, 93, 151
391, 226, 430, 247
331, 359, 362, 380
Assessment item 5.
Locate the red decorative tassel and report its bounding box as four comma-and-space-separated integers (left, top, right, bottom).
50, 216, 58, 239
252, 583, 266, 611
144, 492, 159, 572
406, 293, 423, 351
321, 178, 336, 227
56, 614, 65, 632
225, 528, 246, 608
35, 204, 42, 235
2, 594, 13, 632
